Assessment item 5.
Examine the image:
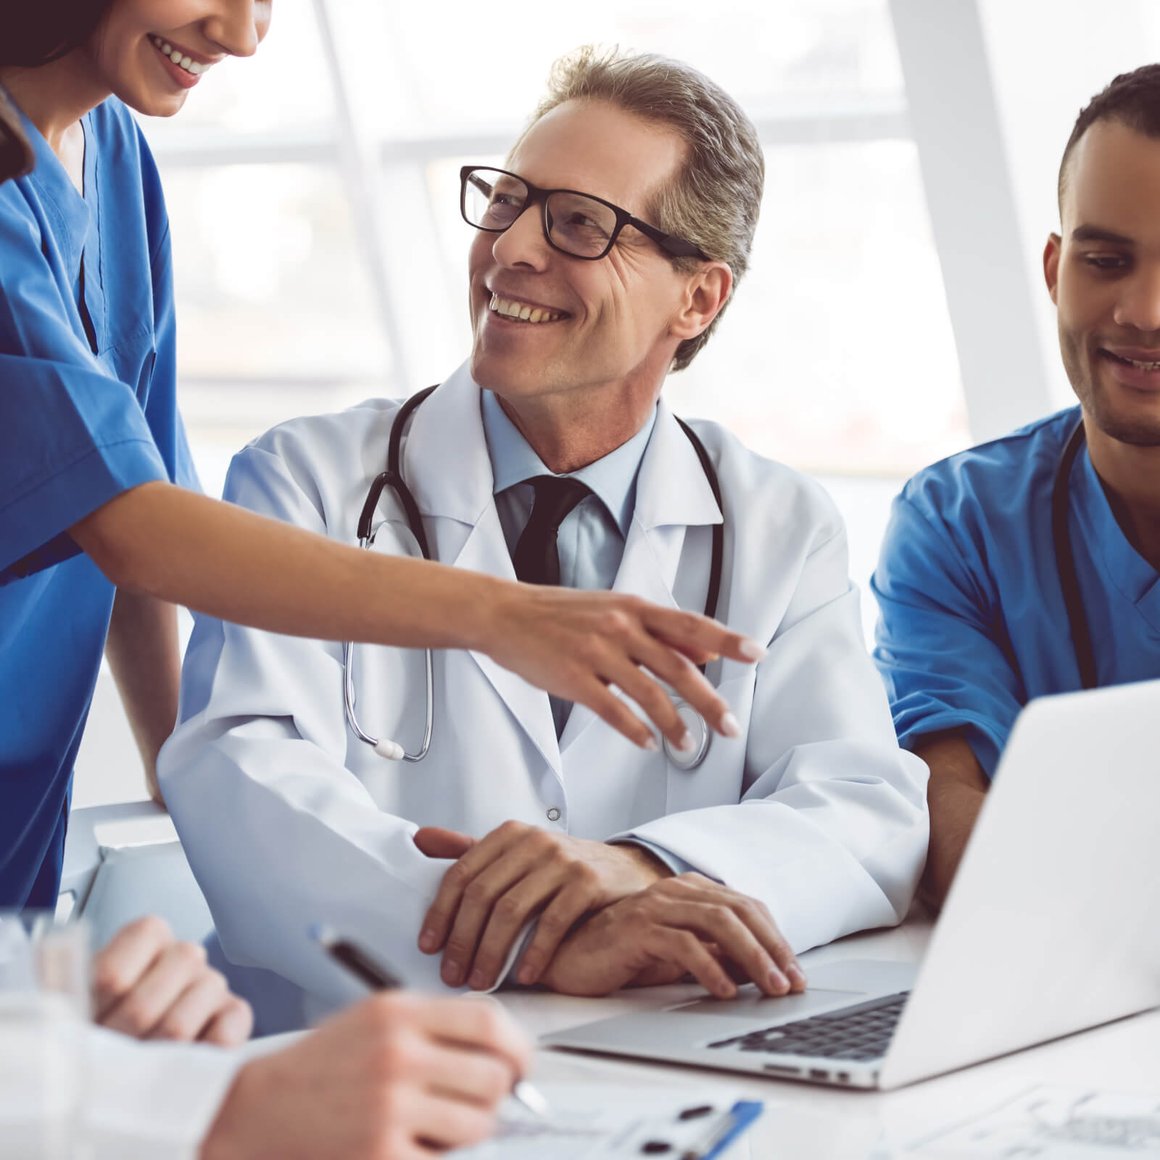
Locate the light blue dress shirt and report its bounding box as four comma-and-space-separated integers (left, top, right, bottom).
481, 389, 654, 588
481, 389, 657, 735
479, 390, 697, 878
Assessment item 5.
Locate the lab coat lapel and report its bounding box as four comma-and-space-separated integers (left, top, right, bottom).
560, 404, 723, 755
403, 364, 562, 777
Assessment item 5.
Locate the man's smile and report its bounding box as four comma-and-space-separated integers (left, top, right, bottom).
488, 293, 567, 325
1099, 345, 1160, 372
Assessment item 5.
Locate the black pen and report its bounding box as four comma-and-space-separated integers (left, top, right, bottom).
311, 925, 551, 1120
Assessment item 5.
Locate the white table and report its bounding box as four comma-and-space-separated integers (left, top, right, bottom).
493, 921, 1160, 1158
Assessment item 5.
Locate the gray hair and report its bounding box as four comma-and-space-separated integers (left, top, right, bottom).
524, 46, 765, 371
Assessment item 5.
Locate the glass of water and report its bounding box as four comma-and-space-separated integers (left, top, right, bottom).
0, 914, 91, 1160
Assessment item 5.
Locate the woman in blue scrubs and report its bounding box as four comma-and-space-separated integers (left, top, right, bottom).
0, 1, 758, 911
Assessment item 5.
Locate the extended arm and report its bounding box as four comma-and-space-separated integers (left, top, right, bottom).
74, 481, 756, 751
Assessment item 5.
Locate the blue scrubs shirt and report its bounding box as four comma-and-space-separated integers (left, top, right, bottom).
0, 98, 196, 908
872, 406, 1160, 777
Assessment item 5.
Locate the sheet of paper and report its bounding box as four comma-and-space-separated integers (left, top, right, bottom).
904, 1085, 1160, 1158
449, 1082, 759, 1159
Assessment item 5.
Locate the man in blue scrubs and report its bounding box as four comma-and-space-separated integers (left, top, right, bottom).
873, 65, 1160, 907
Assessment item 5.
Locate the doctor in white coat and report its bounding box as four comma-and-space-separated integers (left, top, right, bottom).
160, 48, 928, 1013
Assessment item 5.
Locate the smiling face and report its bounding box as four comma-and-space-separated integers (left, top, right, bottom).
467, 99, 726, 442
1046, 119, 1160, 446
84, 0, 271, 117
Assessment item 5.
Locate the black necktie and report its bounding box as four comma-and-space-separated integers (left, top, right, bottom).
512, 475, 591, 586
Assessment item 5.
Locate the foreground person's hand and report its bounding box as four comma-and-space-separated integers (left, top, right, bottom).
93, 917, 252, 1045
483, 586, 761, 752
200, 993, 531, 1160
539, 874, 807, 999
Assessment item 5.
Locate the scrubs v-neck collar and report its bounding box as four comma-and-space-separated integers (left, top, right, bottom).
20, 107, 102, 351
1074, 441, 1160, 634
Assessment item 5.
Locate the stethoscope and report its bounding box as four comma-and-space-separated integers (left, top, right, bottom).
343, 386, 725, 769
1052, 417, 1098, 691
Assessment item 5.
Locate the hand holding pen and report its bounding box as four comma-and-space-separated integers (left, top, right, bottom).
204, 980, 534, 1159
313, 925, 551, 1120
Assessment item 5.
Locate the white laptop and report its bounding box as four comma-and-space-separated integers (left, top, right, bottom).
544, 678, 1160, 1090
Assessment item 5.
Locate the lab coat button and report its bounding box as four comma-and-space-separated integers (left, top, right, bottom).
546, 807, 562, 822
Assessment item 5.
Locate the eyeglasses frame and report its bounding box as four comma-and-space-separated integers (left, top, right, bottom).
459, 165, 709, 263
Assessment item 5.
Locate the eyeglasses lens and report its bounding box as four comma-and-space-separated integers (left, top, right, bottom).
543, 192, 617, 258
463, 168, 617, 259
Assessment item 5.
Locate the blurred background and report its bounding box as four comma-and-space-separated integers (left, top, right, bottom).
77, 0, 1160, 801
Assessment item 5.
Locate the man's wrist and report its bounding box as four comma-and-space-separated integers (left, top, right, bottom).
612, 840, 675, 883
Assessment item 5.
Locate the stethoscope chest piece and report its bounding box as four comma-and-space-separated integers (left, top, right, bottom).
663, 701, 711, 770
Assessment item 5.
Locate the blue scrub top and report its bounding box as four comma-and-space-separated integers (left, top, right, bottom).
872, 406, 1160, 777
0, 97, 196, 909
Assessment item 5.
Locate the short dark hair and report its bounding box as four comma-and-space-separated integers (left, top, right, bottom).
0, 1, 112, 67
1058, 64, 1160, 209
526, 47, 765, 372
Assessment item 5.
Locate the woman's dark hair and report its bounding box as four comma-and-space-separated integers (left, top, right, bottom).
0, 90, 33, 182
1, 2, 112, 67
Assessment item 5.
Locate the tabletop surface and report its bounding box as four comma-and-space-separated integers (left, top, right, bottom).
492, 920, 1160, 1158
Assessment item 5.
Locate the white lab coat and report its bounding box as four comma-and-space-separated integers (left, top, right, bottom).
160, 364, 928, 1010
59, 1027, 238, 1159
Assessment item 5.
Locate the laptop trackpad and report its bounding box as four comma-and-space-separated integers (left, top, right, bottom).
672, 986, 868, 1021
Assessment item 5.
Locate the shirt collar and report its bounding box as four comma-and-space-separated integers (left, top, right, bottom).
480, 389, 657, 538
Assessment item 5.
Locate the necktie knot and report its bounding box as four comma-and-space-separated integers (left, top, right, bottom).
512, 475, 591, 586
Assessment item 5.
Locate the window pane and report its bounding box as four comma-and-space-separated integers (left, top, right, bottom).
426, 140, 966, 477
141, 3, 334, 136
327, 0, 902, 139
141, 0, 966, 487
672, 140, 968, 476
162, 164, 389, 451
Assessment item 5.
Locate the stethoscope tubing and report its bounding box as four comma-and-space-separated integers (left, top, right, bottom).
344, 386, 727, 768
1052, 418, 1098, 691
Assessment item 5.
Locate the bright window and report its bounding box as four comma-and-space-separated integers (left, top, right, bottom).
141, 0, 967, 491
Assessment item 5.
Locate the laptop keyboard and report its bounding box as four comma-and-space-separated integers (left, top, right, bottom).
707, 991, 910, 1062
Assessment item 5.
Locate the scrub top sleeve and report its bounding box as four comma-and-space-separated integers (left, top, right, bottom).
871, 490, 1022, 777
0, 357, 168, 578
0, 197, 169, 578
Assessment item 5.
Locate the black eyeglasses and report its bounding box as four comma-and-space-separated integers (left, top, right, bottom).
460, 165, 709, 262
